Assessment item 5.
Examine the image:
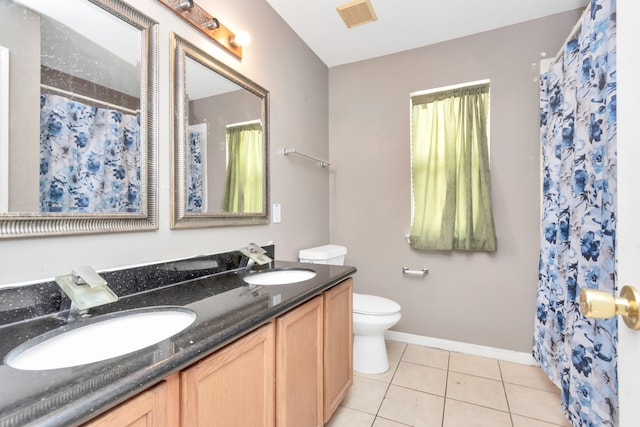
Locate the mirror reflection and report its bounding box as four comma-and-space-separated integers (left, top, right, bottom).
0, 0, 158, 238
171, 32, 269, 228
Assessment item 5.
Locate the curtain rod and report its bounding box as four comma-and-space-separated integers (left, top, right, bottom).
40, 84, 139, 115
226, 119, 262, 128
549, 2, 592, 65
410, 79, 490, 98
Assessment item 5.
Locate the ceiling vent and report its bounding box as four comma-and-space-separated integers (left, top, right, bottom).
336, 0, 377, 29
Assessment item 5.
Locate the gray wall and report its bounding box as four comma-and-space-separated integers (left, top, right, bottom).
328, 10, 582, 352
0, 0, 329, 284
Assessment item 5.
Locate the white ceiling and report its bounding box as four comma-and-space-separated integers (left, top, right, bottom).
265, 0, 589, 67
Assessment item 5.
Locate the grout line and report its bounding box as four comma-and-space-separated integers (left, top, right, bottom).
497, 362, 516, 427
441, 350, 451, 426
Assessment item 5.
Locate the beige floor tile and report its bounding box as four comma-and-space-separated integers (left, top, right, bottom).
443, 399, 512, 427
372, 417, 410, 427
499, 361, 560, 393
325, 406, 376, 427
446, 371, 508, 411
378, 385, 444, 427
386, 340, 407, 362
391, 361, 448, 396
402, 344, 449, 370
512, 414, 572, 427
342, 375, 389, 415
505, 383, 567, 425
449, 352, 502, 380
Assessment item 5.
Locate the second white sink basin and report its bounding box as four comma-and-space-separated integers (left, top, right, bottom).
242, 268, 317, 286
5, 307, 196, 371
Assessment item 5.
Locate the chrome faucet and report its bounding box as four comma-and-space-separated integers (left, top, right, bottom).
239, 256, 256, 270
55, 265, 118, 321
239, 243, 272, 269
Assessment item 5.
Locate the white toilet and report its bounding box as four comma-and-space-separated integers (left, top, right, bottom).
298, 245, 402, 375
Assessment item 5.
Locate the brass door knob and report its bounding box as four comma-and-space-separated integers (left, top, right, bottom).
580, 285, 640, 330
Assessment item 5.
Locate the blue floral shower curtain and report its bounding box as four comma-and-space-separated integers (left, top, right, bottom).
39, 94, 141, 213
533, 0, 617, 425
187, 128, 204, 213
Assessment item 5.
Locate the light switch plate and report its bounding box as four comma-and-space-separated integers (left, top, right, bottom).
273, 204, 281, 223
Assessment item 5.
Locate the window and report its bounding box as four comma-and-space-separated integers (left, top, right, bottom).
409, 81, 496, 251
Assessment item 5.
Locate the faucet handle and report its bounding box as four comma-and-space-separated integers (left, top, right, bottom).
72, 265, 107, 288
246, 243, 267, 254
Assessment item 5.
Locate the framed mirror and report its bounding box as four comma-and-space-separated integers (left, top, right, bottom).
0, 0, 158, 238
170, 32, 269, 228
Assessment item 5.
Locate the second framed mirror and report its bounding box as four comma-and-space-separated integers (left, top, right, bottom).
170, 32, 269, 228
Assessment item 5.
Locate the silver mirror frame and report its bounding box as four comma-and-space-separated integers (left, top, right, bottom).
170, 32, 270, 228
0, 0, 158, 239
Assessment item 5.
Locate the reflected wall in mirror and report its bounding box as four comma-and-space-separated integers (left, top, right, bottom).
170, 32, 269, 228
0, 0, 158, 238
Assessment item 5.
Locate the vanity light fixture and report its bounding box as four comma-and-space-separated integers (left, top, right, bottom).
156, 0, 245, 59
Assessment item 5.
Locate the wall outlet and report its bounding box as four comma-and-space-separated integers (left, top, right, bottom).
273, 204, 281, 223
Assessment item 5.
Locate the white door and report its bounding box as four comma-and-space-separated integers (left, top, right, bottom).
614, 1, 640, 425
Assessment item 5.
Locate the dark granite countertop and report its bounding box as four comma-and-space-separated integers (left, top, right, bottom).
0, 252, 356, 427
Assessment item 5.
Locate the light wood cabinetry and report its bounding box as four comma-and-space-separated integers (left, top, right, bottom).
83, 278, 353, 427
275, 278, 353, 426
82, 373, 179, 427
180, 322, 275, 427
276, 295, 324, 427
323, 278, 353, 422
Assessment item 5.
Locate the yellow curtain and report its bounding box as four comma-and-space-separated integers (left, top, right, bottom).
410, 84, 496, 251
221, 122, 263, 213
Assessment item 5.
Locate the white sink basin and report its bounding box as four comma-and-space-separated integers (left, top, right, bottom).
242, 269, 317, 286
5, 307, 196, 371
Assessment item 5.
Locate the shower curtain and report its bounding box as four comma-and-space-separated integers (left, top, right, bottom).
187, 128, 204, 213
39, 94, 141, 213
533, 0, 617, 425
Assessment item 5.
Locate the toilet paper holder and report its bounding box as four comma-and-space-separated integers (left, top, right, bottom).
402, 267, 429, 277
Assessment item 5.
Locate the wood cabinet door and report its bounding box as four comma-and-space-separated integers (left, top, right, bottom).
276, 295, 323, 427
323, 278, 353, 422
83, 373, 178, 427
180, 322, 275, 427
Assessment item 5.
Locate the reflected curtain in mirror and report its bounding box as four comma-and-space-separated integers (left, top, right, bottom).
409, 82, 496, 251
222, 121, 263, 213
39, 94, 140, 212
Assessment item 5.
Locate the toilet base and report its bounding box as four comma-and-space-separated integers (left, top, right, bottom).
353, 334, 389, 374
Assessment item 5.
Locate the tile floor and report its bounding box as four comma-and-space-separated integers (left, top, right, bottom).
327, 341, 572, 427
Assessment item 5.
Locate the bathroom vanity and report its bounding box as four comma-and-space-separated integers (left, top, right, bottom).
0, 250, 355, 427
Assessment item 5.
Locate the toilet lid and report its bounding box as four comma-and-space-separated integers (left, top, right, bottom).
353, 293, 401, 315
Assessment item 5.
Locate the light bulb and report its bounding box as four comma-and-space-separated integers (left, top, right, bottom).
231, 31, 250, 47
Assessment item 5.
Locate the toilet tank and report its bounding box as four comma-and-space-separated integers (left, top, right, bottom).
298, 245, 347, 265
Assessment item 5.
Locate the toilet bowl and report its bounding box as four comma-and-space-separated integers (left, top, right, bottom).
298, 244, 403, 375
352, 293, 401, 374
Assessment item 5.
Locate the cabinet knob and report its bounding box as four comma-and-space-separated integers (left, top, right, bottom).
580, 285, 640, 330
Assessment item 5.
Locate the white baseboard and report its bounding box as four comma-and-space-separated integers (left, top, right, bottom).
385, 330, 538, 366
